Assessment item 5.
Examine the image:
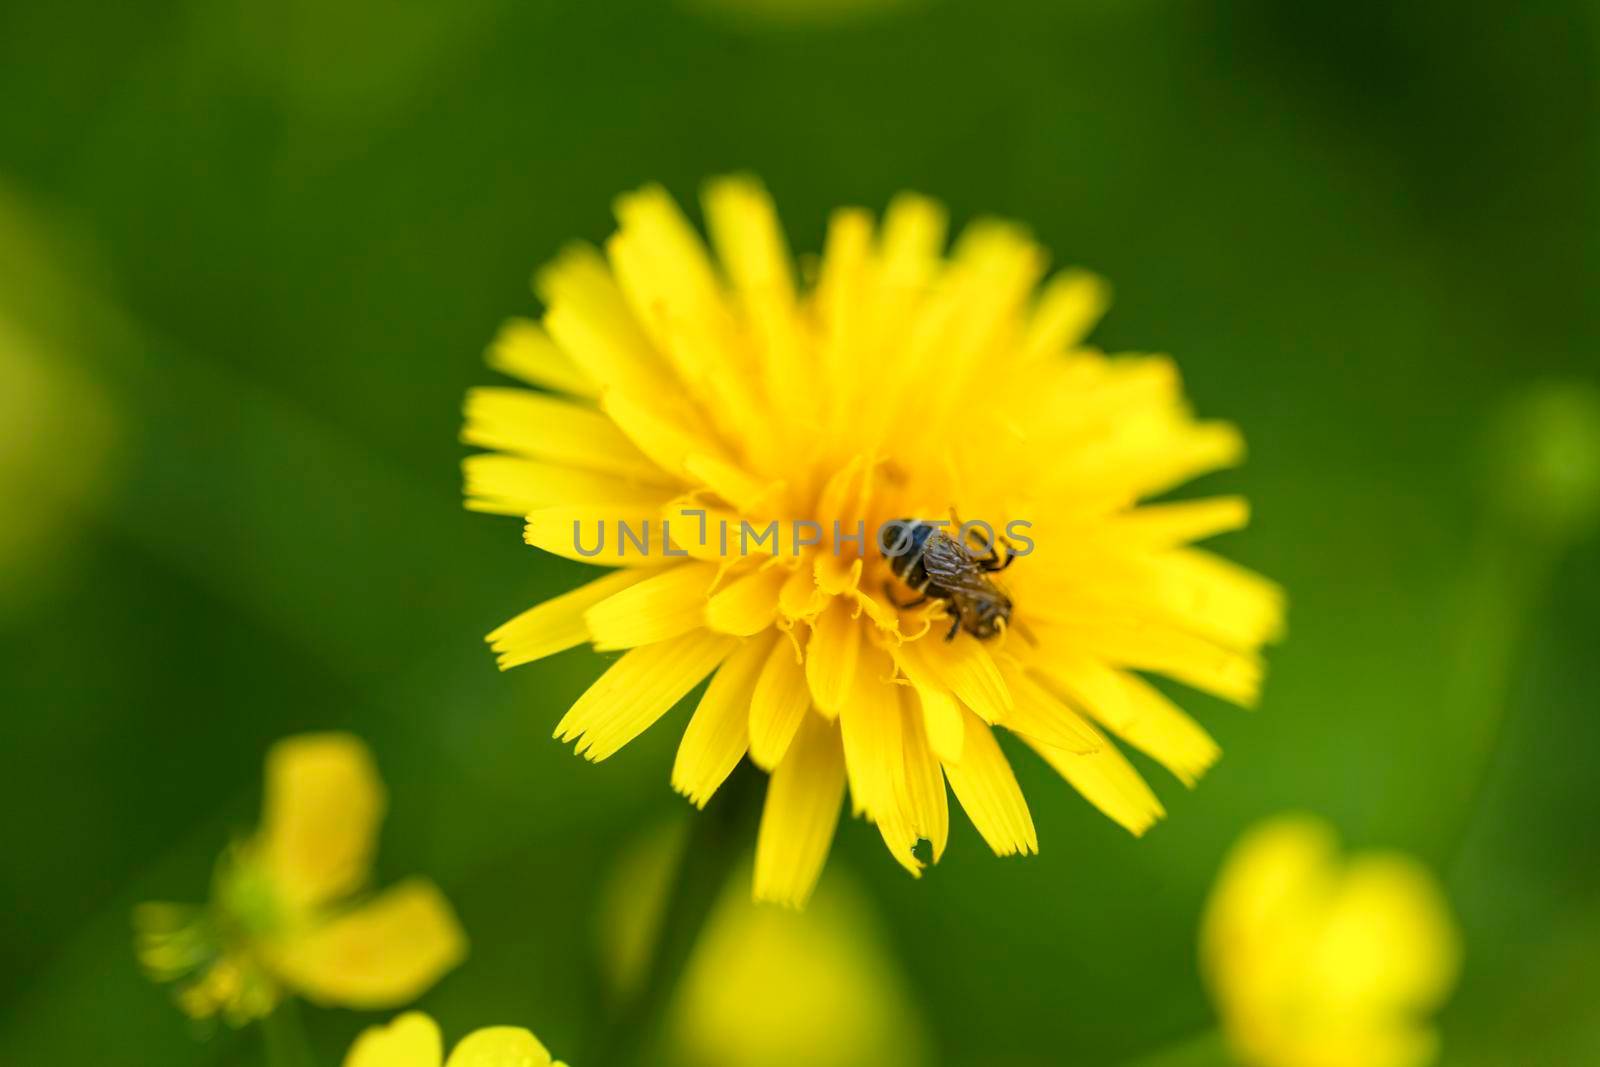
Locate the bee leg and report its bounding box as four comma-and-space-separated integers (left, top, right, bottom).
881, 581, 929, 610
945, 610, 962, 641
979, 535, 1019, 571
949, 507, 989, 555
955, 510, 992, 553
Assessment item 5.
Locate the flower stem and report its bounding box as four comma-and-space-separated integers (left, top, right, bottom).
594, 760, 762, 1065
1116, 1024, 1231, 1067
1428, 512, 1566, 871
261, 998, 317, 1067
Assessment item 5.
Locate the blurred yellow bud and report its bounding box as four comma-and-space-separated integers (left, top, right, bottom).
1485, 380, 1600, 545
1201, 815, 1461, 1067
598, 820, 929, 1067
596, 817, 689, 999
134, 734, 466, 1026
0, 315, 116, 614
343, 1012, 569, 1067
669, 867, 930, 1067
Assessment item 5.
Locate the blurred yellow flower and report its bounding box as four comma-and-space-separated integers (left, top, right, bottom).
344, 1012, 568, 1067
597, 821, 929, 1067
668, 862, 930, 1067
134, 734, 467, 1025
1200, 815, 1461, 1067
466, 176, 1282, 907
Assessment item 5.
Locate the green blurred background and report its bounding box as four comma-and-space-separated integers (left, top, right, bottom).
2, 0, 1598, 1064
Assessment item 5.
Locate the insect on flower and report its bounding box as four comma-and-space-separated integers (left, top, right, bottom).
880, 515, 1016, 641
463, 175, 1286, 908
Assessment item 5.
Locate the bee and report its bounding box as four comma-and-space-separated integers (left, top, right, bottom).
880, 514, 1016, 641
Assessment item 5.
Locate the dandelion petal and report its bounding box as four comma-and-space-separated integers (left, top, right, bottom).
754, 713, 846, 908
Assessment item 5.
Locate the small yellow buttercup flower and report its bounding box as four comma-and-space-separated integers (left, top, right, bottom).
1201, 815, 1462, 1067
344, 1012, 568, 1067
135, 734, 467, 1025
466, 176, 1283, 907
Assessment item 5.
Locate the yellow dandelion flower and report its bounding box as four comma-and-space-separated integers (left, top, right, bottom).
134, 734, 467, 1025
466, 176, 1284, 907
344, 1012, 569, 1067
1201, 814, 1462, 1067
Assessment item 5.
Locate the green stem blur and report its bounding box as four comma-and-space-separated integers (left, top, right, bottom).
1117, 1025, 1231, 1067
1434, 517, 1561, 863
592, 760, 762, 1066
261, 999, 316, 1067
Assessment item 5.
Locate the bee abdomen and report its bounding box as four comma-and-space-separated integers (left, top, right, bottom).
881, 519, 937, 580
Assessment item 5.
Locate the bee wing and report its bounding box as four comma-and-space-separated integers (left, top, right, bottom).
922, 535, 1009, 601
945, 571, 1007, 600
921, 535, 978, 586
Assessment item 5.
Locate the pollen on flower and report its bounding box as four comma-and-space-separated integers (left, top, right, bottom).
465, 175, 1285, 908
